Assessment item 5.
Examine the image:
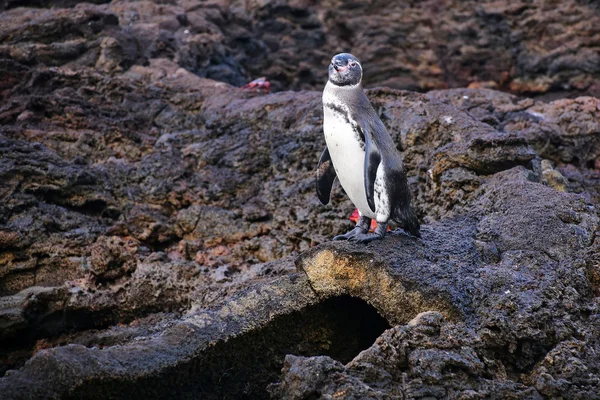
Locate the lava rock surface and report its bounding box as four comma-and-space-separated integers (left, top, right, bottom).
0, 1, 600, 399
1, 0, 599, 94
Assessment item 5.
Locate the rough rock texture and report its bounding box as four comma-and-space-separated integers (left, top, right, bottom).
1, 0, 599, 95
1, 163, 599, 398
0, 0, 600, 399
428, 88, 600, 205
272, 166, 599, 399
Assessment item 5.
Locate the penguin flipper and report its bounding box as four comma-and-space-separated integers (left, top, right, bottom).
361, 121, 381, 213
316, 147, 337, 205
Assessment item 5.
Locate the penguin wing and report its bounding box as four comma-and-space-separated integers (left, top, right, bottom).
360, 118, 382, 213
316, 147, 337, 205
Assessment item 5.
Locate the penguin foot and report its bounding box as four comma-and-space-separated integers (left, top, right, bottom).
348, 232, 385, 243
333, 227, 365, 241
349, 221, 388, 243
333, 215, 371, 240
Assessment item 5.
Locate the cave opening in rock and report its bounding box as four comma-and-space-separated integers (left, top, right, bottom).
71, 295, 391, 400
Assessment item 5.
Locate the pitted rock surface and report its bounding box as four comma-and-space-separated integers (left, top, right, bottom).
0, 1, 599, 399
1, 0, 600, 95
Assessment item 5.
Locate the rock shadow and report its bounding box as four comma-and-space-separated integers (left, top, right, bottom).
67, 295, 390, 400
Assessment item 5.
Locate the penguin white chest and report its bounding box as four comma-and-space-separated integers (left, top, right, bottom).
323, 106, 376, 219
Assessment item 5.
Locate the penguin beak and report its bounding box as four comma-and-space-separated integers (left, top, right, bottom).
333, 62, 348, 73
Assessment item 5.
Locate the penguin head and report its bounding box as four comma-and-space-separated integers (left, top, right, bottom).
328, 53, 363, 87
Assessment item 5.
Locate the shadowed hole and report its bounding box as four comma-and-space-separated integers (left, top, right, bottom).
67, 295, 391, 400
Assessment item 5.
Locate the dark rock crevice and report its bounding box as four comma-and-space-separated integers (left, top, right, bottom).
64, 295, 390, 400
0, 285, 190, 376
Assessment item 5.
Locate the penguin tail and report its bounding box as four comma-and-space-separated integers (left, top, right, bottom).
392, 206, 421, 238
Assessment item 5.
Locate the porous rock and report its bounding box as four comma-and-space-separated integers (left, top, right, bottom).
0, 1, 599, 398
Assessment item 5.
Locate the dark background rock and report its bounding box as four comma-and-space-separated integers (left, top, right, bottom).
0, 0, 599, 398
1, 0, 599, 95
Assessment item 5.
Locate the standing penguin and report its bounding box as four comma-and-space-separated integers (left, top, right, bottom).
316, 53, 420, 242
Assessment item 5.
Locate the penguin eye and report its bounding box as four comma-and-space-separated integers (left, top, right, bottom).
349, 61, 357, 67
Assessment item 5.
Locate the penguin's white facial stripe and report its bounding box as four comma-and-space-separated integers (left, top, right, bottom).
356, 63, 363, 81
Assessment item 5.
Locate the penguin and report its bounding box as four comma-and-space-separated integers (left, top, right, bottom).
316, 53, 420, 242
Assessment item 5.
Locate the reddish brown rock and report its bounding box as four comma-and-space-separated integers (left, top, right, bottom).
0, 1, 599, 398
1, 0, 599, 95
89, 235, 137, 281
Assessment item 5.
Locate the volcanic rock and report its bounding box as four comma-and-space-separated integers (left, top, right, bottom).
0, 1, 599, 399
